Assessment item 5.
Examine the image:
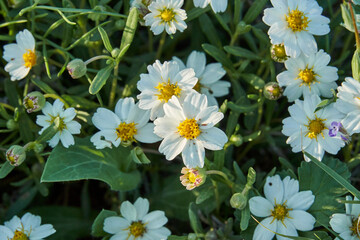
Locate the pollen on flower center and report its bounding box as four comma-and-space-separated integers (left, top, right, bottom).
129, 221, 146, 238
49, 115, 66, 132
271, 203, 290, 223
286, 9, 310, 32
12, 230, 29, 240
350, 215, 360, 237
305, 117, 327, 140
116, 122, 137, 142
155, 80, 181, 102
298, 68, 317, 85
177, 118, 201, 140
160, 8, 175, 22
22, 49, 36, 69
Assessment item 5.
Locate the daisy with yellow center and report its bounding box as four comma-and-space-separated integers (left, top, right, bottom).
282, 94, 346, 162
277, 50, 338, 102
0, 212, 56, 240
154, 92, 228, 168
36, 99, 81, 148
3, 29, 37, 81
137, 60, 197, 120
263, 0, 330, 58
90, 97, 160, 149
103, 197, 171, 240
249, 175, 315, 240
144, 0, 187, 35
330, 196, 360, 240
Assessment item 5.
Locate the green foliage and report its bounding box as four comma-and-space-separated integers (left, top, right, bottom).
41, 137, 141, 191
91, 209, 117, 237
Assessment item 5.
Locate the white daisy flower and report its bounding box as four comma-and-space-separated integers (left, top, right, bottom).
103, 197, 171, 240
137, 60, 197, 120
90, 97, 160, 149
154, 92, 228, 168
172, 51, 230, 106
3, 29, 36, 81
277, 50, 338, 102
263, 0, 330, 58
193, 0, 228, 13
334, 77, 360, 135
249, 175, 315, 240
282, 94, 345, 161
330, 196, 360, 240
144, 0, 187, 35
0, 212, 56, 240
36, 99, 81, 148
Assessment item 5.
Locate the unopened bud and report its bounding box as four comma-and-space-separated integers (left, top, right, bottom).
111, 48, 121, 58
246, 167, 256, 187
270, 43, 288, 63
6, 145, 26, 166
67, 59, 87, 79
230, 193, 247, 210
180, 167, 207, 190
230, 134, 243, 147
264, 82, 283, 100
23, 91, 46, 113
6, 119, 17, 130
33, 143, 45, 153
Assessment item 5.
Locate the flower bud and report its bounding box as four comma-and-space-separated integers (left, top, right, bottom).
6, 145, 26, 166
180, 167, 207, 190
6, 119, 18, 130
230, 193, 247, 210
111, 48, 121, 58
67, 59, 87, 79
263, 82, 283, 100
33, 143, 45, 153
23, 91, 46, 113
270, 43, 288, 63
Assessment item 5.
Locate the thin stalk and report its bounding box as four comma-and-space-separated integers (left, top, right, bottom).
109, 64, 119, 107
349, 2, 360, 50
155, 32, 166, 60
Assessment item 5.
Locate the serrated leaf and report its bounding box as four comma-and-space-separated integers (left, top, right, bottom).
119, 7, 138, 54
41, 137, 141, 191
224, 46, 261, 60
92, 209, 117, 237
98, 26, 113, 53
89, 64, 114, 95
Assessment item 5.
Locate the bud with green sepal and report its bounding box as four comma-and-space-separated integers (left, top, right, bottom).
230, 192, 248, 210
67, 59, 87, 79
23, 91, 46, 113
6, 145, 26, 166
263, 82, 283, 100
6, 119, 18, 130
270, 43, 288, 63
180, 167, 207, 190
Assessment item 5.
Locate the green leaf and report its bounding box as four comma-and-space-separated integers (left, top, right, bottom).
89, 64, 114, 95
224, 46, 262, 61
243, 0, 268, 24
227, 101, 258, 113
30, 206, 93, 240
187, 6, 210, 21
199, 14, 222, 48
131, 146, 151, 164
241, 73, 265, 90
240, 205, 250, 231
202, 43, 235, 72
189, 202, 203, 234
92, 209, 117, 237
18, 111, 34, 142
36, 122, 57, 144
352, 49, 360, 81
299, 155, 353, 226
41, 137, 141, 191
168, 236, 188, 240
0, 162, 15, 179
315, 98, 335, 112
98, 26, 113, 53
31, 78, 57, 94
195, 187, 214, 204
243, 130, 261, 142
119, 7, 138, 55
62, 95, 99, 109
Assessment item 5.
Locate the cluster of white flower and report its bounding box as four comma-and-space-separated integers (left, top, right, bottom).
263, 0, 356, 162
92, 55, 229, 169
131, 0, 229, 35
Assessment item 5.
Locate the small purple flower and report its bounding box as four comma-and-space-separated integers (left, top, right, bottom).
329, 121, 350, 144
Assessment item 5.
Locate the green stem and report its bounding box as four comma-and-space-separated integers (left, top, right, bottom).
43, 94, 69, 108
84, 55, 113, 65
109, 64, 119, 107
0, 103, 15, 111
155, 32, 166, 60
206, 170, 234, 188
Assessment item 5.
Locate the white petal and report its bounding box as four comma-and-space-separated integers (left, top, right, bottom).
264, 175, 284, 205
120, 201, 137, 221
29, 224, 56, 239
0, 226, 13, 240
143, 211, 168, 229
287, 191, 315, 210
104, 216, 130, 234
253, 217, 276, 240
182, 140, 205, 168
198, 127, 227, 150
21, 212, 41, 231
277, 219, 298, 240
282, 176, 299, 200
92, 108, 120, 130
249, 196, 273, 217
288, 210, 315, 231
59, 129, 75, 148
186, 51, 206, 76
134, 197, 149, 220
135, 123, 161, 143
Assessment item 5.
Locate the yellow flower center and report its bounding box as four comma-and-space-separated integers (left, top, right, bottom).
286, 9, 310, 32
22, 49, 36, 69
305, 117, 327, 140
177, 118, 201, 140
155, 80, 181, 102
350, 215, 360, 237
48, 115, 66, 132
298, 68, 316, 84
116, 122, 137, 142
160, 8, 175, 22
188, 172, 197, 183
129, 221, 146, 238
271, 202, 291, 224
12, 230, 29, 240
